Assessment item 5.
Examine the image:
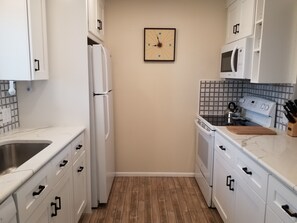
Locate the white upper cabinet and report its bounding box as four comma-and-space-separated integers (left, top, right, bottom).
225, 0, 256, 44
0, 0, 48, 81
251, 0, 297, 83
88, 0, 105, 42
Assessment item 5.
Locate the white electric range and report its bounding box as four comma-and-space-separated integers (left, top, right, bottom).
194, 96, 276, 207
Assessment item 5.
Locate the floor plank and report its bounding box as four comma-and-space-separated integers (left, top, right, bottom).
79, 177, 223, 223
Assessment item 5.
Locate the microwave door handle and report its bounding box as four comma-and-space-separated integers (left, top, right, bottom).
230, 46, 237, 73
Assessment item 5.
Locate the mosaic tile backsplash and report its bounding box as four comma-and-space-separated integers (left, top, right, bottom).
199, 79, 295, 130
0, 81, 19, 133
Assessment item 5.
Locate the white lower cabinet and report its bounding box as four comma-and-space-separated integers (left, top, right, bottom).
233, 171, 265, 223
213, 152, 234, 222
266, 175, 297, 223
213, 132, 267, 223
14, 132, 86, 223
72, 151, 87, 223
24, 168, 73, 223
265, 206, 283, 223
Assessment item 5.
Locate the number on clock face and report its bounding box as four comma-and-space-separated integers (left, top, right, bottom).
144, 28, 176, 61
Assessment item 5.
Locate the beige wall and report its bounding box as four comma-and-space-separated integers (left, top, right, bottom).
105, 0, 226, 173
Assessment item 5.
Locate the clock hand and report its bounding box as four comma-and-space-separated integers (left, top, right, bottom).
155, 36, 162, 48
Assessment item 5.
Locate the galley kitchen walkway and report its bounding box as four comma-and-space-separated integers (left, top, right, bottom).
79, 177, 223, 223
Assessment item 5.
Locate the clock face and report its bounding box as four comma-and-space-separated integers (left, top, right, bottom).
144, 28, 176, 61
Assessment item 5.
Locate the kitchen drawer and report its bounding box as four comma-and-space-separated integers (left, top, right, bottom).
14, 162, 53, 223
215, 132, 237, 165
51, 144, 72, 186
73, 151, 87, 222
234, 149, 268, 201
71, 133, 84, 162
267, 175, 297, 223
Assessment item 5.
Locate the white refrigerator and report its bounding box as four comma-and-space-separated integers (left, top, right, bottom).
88, 44, 115, 207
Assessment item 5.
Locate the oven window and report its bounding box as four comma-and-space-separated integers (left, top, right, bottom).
198, 134, 209, 168
221, 50, 238, 72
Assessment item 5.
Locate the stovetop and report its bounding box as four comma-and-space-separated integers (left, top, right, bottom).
200, 115, 259, 127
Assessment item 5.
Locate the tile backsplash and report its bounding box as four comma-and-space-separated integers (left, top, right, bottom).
0, 81, 19, 133
199, 79, 295, 130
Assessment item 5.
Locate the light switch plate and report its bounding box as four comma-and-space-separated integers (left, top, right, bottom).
2, 108, 11, 124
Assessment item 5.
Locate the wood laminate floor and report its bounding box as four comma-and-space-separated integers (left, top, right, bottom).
79, 177, 223, 223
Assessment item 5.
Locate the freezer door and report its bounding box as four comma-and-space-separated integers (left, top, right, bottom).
93, 91, 115, 204
92, 44, 112, 93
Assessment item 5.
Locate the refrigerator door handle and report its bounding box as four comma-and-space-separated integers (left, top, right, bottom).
101, 46, 109, 93
104, 94, 111, 140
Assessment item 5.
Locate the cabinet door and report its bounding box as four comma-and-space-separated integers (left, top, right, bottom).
24, 197, 51, 223
0, 0, 31, 80
88, 0, 104, 41
267, 176, 297, 223
0, 0, 48, 80
265, 206, 284, 223
226, 0, 255, 43
233, 172, 266, 223
51, 168, 73, 223
213, 152, 235, 223
27, 0, 49, 80
238, 0, 255, 40
226, 0, 241, 43
73, 151, 87, 223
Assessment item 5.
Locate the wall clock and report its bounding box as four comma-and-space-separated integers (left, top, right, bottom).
144, 28, 176, 62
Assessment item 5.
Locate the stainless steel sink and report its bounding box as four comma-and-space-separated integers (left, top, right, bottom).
0, 141, 51, 176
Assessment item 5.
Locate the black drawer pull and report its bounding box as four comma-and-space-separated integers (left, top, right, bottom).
34, 59, 40, 71
282, 205, 297, 218
226, 175, 231, 187
97, 19, 103, 30
59, 160, 68, 167
236, 23, 240, 34
233, 24, 237, 34
55, 196, 62, 210
32, 185, 45, 196
242, 167, 252, 175
219, 145, 226, 151
76, 144, 83, 150
77, 166, 84, 173
229, 179, 235, 191
51, 202, 57, 217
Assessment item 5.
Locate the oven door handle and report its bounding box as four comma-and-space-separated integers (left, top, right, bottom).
195, 119, 213, 136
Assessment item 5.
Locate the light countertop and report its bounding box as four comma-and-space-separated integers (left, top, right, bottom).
216, 127, 297, 193
0, 126, 85, 204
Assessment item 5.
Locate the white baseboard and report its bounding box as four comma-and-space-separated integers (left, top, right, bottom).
115, 172, 195, 177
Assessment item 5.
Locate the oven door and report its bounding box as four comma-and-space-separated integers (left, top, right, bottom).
194, 119, 215, 207
195, 119, 214, 186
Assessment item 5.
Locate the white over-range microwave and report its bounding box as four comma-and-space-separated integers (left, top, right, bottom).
220, 38, 253, 79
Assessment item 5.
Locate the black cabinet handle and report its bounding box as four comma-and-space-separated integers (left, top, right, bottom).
34, 59, 40, 71
55, 196, 62, 210
219, 145, 226, 151
229, 179, 235, 191
97, 19, 103, 30
76, 144, 83, 150
51, 202, 57, 217
233, 24, 237, 34
281, 205, 297, 218
77, 166, 84, 173
236, 23, 240, 34
226, 175, 231, 187
59, 160, 68, 167
32, 185, 45, 196
242, 167, 252, 175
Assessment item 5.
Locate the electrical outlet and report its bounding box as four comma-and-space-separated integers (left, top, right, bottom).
280, 112, 288, 125
2, 108, 12, 124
